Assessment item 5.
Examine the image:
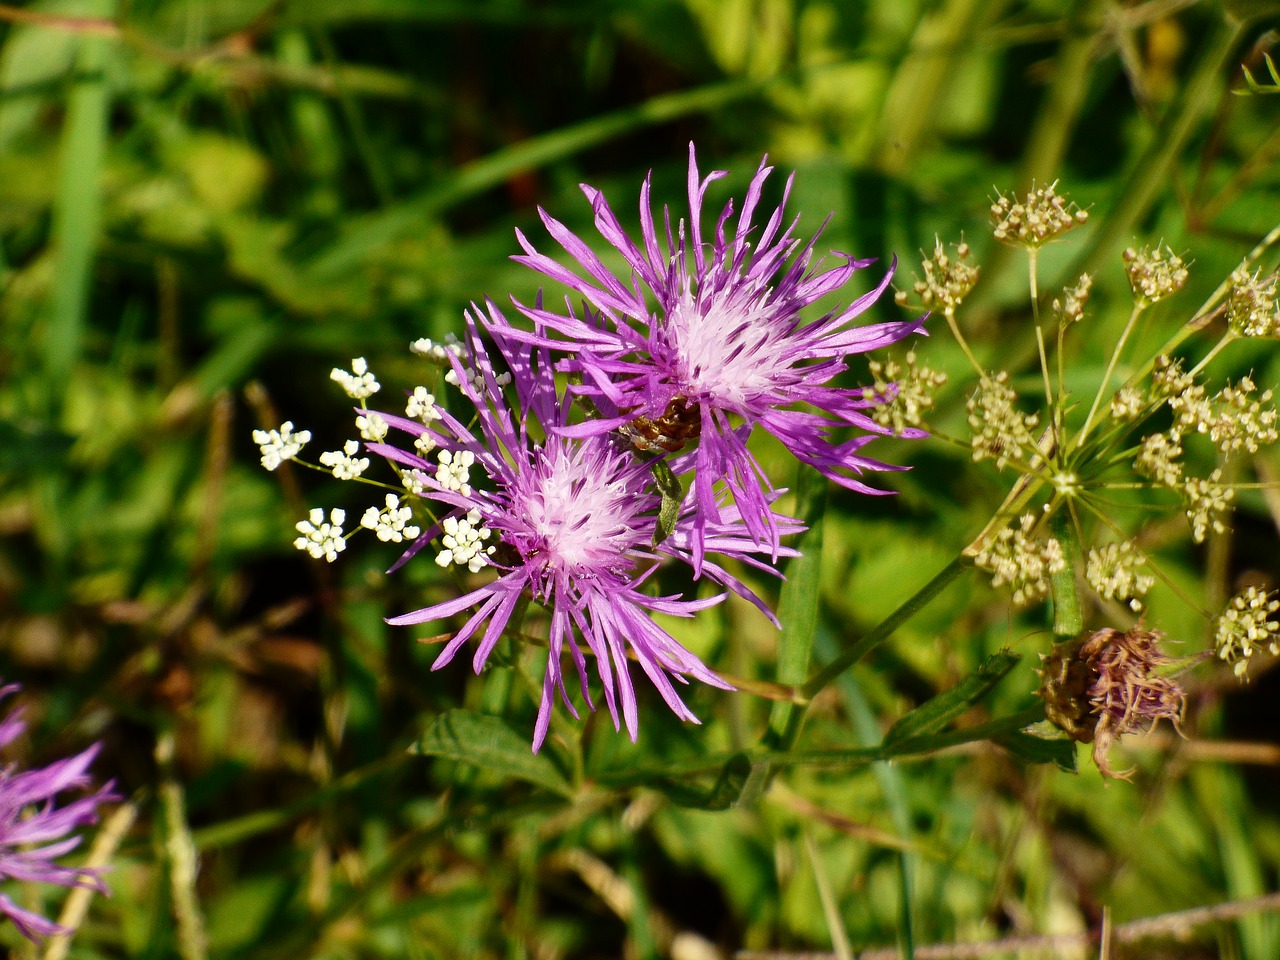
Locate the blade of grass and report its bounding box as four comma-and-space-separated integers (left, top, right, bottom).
307, 75, 772, 277
45, 0, 115, 408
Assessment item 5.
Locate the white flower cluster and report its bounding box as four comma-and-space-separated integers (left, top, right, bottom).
445, 365, 512, 392
319, 440, 370, 480
331, 357, 381, 399
360, 494, 421, 543
406, 387, 443, 424
1214, 586, 1280, 678
436, 449, 475, 495
973, 513, 1066, 606
435, 509, 495, 573
254, 421, 311, 471
294, 508, 346, 562
1184, 471, 1234, 544
357, 411, 389, 442
410, 333, 465, 363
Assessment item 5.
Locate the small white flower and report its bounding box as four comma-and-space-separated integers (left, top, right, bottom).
401, 469, 429, 495
410, 333, 465, 362
360, 494, 421, 543
356, 411, 389, 442
414, 433, 438, 456
435, 509, 495, 573
436, 449, 475, 496
294, 508, 346, 562
253, 421, 312, 471
319, 440, 370, 480
406, 387, 442, 423
330, 357, 381, 399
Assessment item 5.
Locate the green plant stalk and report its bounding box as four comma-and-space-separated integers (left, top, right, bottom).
1076, 300, 1148, 449
765, 466, 827, 744
1050, 509, 1084, 638
801, 553, 973, 702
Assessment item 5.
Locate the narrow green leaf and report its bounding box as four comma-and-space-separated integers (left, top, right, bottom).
45, 0, 115, 407
649, 458, 682, 546
411, 710, 572, 797
994, 726, 1078, 773
882, 650, 1020, 747
764, 466, 826, 745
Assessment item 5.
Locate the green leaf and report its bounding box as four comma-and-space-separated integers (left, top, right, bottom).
993, 725, 1078, 773
652, 752, 752, 811
411, 710, 572, 797
649, 457, 683, 546
882, 650, 1020, 747
0, 418, 73, 472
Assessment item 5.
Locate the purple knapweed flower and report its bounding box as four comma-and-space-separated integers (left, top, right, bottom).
507, 143, 926, 561
367, 306, 801, 750
0, 683, 117, 941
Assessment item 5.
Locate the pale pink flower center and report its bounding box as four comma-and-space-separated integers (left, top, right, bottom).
520, 442, 640, 574
667, 291, 788, 407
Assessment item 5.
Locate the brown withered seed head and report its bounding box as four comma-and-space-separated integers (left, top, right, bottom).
1039, 627, 1186, 779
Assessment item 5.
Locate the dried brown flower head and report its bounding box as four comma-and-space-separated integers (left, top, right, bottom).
1039, 627, 1186, 779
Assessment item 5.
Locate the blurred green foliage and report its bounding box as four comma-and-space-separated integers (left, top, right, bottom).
1, 1, 1280, 958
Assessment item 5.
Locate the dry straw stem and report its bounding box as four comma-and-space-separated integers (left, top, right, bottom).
735, 892, 1280, 960
43, 801, 139, 960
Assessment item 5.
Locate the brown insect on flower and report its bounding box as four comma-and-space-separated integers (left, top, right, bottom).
616, 395, 703, 454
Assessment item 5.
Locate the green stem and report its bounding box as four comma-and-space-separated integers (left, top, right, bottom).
1076, 300, 1148, 449
1049, 509, 1084, 638
801, 554, 973, 701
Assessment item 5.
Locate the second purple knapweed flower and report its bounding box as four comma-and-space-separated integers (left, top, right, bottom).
0, 683, 117, 941
509, 143, 925, 557
366, 309, 800, 750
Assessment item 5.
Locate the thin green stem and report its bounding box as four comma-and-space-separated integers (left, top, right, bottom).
1076, 301, 1148, 449
946, 311, 985, 377
802, 554, 973, 701
1189, 331, 1237, 377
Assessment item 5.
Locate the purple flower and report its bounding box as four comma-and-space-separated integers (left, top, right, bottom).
0, 683, 117, 942
367, 307, 800, 750
507, 144, 925, 558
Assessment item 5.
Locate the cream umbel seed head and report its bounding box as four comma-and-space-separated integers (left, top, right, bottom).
990, 181, 1088, 248
1214, 586, 1280, 678
894, 238, 979, 319
967, 372, 1039, 470
1053, 273, 1093, 327
1086, 541, 1155, 611
1122, 243, 1189, 303
1227, 267, 1279, 339
863, 350, 948, 435
973, 513, 1066, 606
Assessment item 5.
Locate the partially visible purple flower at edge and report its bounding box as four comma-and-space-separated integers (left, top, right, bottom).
366, 308, 803, 750
0, 683, 117, 942
508, 143, 926, 564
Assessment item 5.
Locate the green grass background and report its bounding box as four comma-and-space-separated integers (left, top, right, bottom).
1, 1, 1279, 957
